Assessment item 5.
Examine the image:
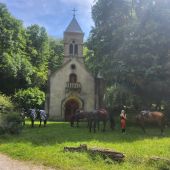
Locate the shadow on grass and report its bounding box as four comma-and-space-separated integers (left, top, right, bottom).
0, 121, 169, 146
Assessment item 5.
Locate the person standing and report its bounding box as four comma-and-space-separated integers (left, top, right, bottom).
120, 110, 127, 133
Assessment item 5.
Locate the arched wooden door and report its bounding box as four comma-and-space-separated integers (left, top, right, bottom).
64, 99, 79, 121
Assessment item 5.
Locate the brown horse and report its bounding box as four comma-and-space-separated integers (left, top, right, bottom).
136, 111, 166, 134
70, 109, 91, 128
89, 108, 109, 133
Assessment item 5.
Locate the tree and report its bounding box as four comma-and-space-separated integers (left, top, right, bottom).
87, 0, 131, 82
13, 87, 45, 109
26, 25, 50, 67
116, 0, 170, 107
86, 0, 170, 110
0, 3, 33, 94
48, 37, 64, 71
0, 4, 63, 94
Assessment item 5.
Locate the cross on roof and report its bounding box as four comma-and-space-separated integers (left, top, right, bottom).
72, 8, 77, 17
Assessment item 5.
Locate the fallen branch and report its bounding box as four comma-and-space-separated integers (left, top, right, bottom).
150, 156, 170, 164
64, 144, 87, 152
64, 144, 125, 161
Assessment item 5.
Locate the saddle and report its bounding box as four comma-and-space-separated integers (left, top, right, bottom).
141, 110, 150, 119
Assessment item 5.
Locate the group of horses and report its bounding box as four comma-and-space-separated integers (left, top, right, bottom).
70, 108, 167, 134
20, 108, 48, 127
20, 107, 167, 134
70, 108, 112, 133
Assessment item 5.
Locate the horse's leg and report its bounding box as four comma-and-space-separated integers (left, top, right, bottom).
87, 119, 89, 128
103, 120, 106, 132
93, 120, 96, 133
141, 124, 146, 133
70, 120, 73, 127
39, 120, 42, 127
31, 120, 34, 128
161, 127, 164, 135
23, 118, 25, 126
44, 120, 47, 127
98, 120, 100, 131
89, 119, 92, 132
159, 120, 165, 135
77, 119, 79, 128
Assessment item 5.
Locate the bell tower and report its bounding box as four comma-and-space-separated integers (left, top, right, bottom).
64, 13, 84, 62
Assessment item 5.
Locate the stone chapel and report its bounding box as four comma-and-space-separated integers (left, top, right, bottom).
46, 15, 96, 121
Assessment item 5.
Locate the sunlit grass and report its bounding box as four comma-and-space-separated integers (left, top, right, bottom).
0, 121, 169, 170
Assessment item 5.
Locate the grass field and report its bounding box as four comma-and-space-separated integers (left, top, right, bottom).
0, 121, 170, 170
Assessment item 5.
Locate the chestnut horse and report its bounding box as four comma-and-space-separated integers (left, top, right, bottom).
136, 111, 166, 134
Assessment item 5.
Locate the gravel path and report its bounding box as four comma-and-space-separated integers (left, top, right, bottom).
0, 153, 56, 170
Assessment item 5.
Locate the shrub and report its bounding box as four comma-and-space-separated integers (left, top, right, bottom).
0, 112, 22, 135
0, 93, 14, 112
13, 87, 45, 109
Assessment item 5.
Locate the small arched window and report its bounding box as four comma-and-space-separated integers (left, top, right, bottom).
69, 73, 77, 83
75, 44, 78, 55
69, 44, 73, 55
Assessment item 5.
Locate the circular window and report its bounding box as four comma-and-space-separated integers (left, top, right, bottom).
71, 64, 76, 70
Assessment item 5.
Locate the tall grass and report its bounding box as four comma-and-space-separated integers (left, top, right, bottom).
0, 121, 169, 170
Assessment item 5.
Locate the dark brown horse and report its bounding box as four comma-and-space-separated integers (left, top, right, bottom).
70, 109, 91, 128
89, 108, 109, 133
136, 111, 166, 134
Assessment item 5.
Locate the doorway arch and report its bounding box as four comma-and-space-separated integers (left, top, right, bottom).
65, 99, 79, 121
61, 96, 83, 121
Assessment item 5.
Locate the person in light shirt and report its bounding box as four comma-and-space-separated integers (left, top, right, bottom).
120, 110, 127, 133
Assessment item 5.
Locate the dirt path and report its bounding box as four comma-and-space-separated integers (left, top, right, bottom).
0, 153, 56, 170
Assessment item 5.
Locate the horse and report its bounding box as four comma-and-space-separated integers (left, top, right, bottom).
70, 109, 91, 128
27, 108, 37, 127
21, 108, 48, 127
136, 110, 166, 134
89, 108, 109, 133
37, 109, 48, 127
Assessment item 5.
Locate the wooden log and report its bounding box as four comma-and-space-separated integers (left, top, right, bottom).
64, 144, 87, 152
150, 156, 170, 164
64, 144, 125, 161
89, 148, 125, 161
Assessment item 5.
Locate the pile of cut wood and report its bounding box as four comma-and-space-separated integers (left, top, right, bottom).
64, 144, 125, 162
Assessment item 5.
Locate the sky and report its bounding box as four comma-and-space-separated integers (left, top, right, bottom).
0, 0, 95, 39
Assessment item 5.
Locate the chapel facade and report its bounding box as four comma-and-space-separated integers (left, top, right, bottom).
46, 15, 96, 120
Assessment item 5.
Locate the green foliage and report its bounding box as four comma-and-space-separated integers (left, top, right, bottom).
0, 3, 33, 94
0, 93, 22, 135
48, 37, 64, 71
84, 45, 97, 76
25, 24, 50, 89
86, 0, 170, 110
13, 87, 45, 109
104, 84, 134, 108
26, 24, 50, 67
0, 112, 22, 135
0, 93, 14, 111
0, 3, 63, 94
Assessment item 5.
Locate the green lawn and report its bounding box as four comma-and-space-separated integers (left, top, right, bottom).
0, 121, 170, 170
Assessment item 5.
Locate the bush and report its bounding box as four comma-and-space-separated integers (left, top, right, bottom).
0, 112, 22, 135
13, 87, 45, 109
0, 93, 14, 112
